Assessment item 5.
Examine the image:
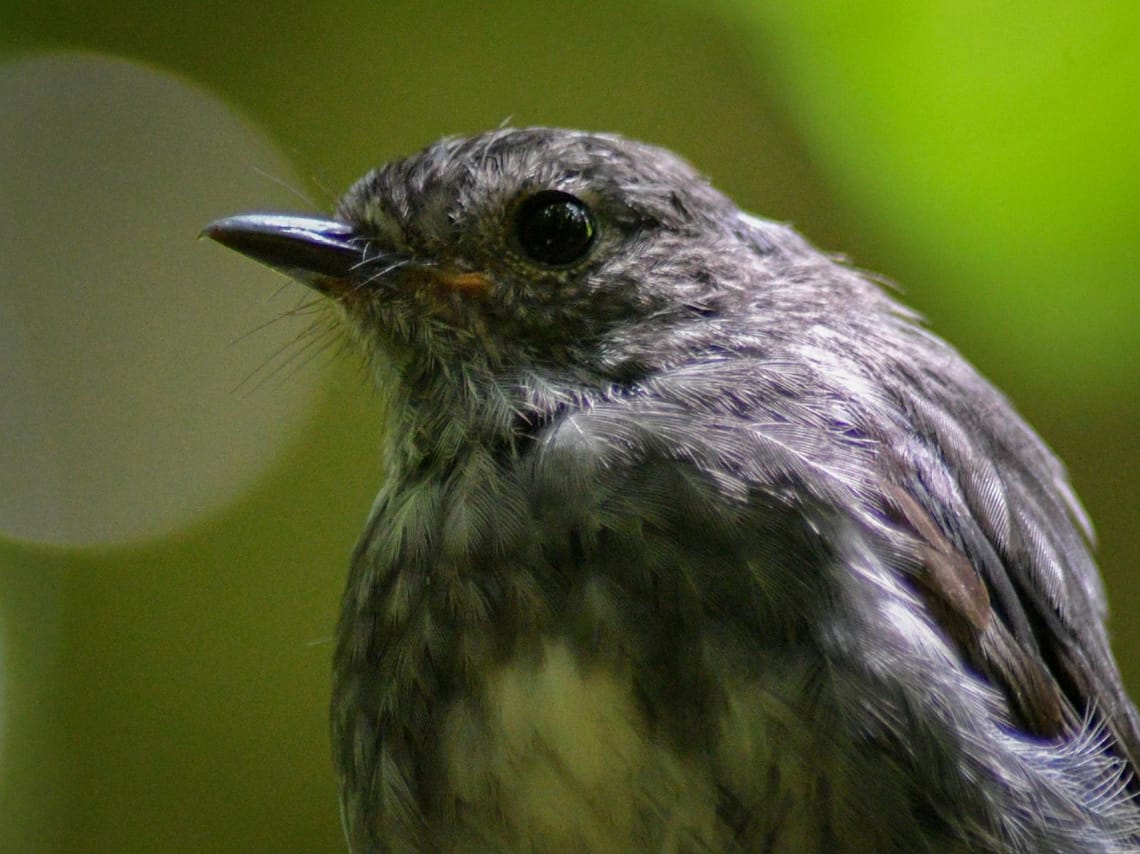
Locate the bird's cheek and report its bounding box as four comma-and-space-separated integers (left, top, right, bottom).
397, 267, 497, 306
431, 269, 495, 294
379, 268, 498, 328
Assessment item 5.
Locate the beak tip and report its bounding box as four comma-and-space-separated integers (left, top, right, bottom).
199, 215, 256, 247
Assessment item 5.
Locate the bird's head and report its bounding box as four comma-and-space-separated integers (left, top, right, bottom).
204, 129, 825, 394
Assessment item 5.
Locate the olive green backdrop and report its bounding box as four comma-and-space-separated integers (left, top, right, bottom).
1, 2, 1136, 851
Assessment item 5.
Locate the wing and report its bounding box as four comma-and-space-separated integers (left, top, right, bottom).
873, 323, 1140, 768
731, 212, 1140, 773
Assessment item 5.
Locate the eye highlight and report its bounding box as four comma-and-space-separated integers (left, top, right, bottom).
513, 190, 597, 267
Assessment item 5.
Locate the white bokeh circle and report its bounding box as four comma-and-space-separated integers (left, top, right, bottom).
0, 53, 328, 546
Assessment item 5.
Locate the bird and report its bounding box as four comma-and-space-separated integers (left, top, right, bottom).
204, 128, 1140, 852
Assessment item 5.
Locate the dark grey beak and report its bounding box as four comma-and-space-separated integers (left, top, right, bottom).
202, 214, 365, 293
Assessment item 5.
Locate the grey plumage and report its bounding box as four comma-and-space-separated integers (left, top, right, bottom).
205, 128, 1140, 852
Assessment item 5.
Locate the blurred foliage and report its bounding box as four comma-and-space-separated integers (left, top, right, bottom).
1, 1, 1136, 851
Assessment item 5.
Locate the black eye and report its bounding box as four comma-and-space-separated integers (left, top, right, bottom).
514, 190, 597, 266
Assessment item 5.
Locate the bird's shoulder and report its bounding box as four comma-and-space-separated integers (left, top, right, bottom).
528, 342, 1139, 776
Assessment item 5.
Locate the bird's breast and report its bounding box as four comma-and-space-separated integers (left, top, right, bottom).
438, 638, 843, 853
441, 638, 725, 851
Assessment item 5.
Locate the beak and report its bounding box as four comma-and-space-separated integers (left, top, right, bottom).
201, 213, 370, 295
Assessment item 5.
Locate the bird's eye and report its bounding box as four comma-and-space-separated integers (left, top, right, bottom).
513, 190, 597, 267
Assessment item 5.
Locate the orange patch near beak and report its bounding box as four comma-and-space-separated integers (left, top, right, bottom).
311, 274, 356, 299
432, 270, 492, 293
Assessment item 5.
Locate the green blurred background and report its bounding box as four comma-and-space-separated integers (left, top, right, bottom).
1, 1, 1136, 851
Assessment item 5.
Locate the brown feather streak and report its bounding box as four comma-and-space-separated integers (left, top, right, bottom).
881, 485, 1066, 738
